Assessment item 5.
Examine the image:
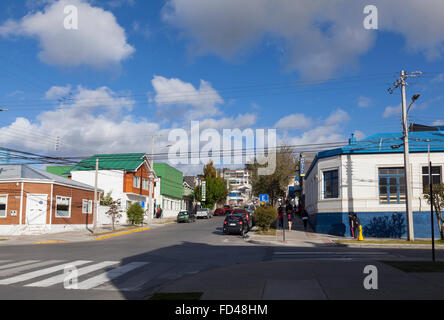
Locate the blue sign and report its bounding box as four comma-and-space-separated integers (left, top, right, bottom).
259, 194, 269, 203
139, 201, 145, 208
300, 156, 306, 177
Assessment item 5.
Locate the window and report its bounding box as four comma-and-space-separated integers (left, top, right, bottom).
422, 166, 441, 191
56, 196, 71, 218
82, 199, 93, 214
0, 195, 7, 218
133, 176, 141, 188
379, 168, 405, 204
323, 170, 339, 199
142, 178, 149, 191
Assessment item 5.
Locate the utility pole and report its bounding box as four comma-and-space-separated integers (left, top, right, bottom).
428, 145, 436, 262
93, 157, 99, 232
148, 135, 161, 222
388, 70, 422, 241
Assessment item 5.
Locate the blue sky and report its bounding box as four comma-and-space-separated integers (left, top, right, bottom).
1, 0, 444, 173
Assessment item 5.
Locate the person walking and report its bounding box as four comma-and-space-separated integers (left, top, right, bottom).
352, 214, 360, 240
278, 206, 284, 229
286, 202, 294, 231
302, 209, 309, 231
348, 212, 354, 238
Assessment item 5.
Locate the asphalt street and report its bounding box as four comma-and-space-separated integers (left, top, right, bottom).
0, 216, 442, 300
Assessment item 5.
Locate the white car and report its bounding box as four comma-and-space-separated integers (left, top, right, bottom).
196, 208, 213, 219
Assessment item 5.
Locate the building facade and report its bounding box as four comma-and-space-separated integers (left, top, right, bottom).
304, 132, 444, 239
69, 153, 156, 225
222, 169, 252, 205
0, 164, 96, 235
153, 163, 184, 218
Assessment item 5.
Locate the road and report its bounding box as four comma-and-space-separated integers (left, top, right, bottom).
0, 216, 442, 299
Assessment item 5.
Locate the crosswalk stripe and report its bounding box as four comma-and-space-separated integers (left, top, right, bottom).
0, 260, 91, 285
77, 262, 150, 290
0, 260, 65, 278
0, 261, 13, 267
0, 260, 41, 270
25, 261, 120, 288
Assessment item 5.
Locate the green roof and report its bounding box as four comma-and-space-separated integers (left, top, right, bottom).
69, 153, 147, 172
46, 166, 73, 177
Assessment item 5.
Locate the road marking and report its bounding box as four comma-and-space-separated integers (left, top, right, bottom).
34, 241, 67, 244
77, 262, 150, 290
25, 261, 119, 288
0, 260, 91, 285
0, 260, 40, 270
0, 260, 65, 278
94, 227, 150, 241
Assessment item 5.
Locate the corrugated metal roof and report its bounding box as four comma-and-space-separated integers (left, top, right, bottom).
69, 153, 147, 172
306, 131, 444, 178
0, 164, 96, 191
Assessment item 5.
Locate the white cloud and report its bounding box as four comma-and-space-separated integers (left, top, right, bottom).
0, 0, 134, 68
280, 109, 351, 146
353, 130, 366, 141
383, 104, 401, 118
431, 73, 444, 83
358, 96, 371, 108
163, 0, 444, 79
151, 75, 223, 119
45, 85, 72, 99
432, 120, 444, 126
199, 113, 257, 130
274, 113, 312, 131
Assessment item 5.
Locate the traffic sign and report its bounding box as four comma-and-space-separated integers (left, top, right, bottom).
259, 194, 269, 203
201, 181, 206, 202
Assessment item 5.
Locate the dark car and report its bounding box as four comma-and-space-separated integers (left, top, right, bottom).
177, 210, 196, 223
223, 214, 248, 236
214, 208, 225, 216
232, 209, 253, 230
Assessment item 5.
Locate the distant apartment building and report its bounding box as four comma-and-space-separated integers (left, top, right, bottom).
222, 169, 252, 205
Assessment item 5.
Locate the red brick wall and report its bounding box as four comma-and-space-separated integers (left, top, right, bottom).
0, 182, 94, 226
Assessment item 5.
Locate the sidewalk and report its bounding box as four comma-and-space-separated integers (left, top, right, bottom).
0, 218, 176, 246
246, 217, 339, 247
154, 259, 444, 300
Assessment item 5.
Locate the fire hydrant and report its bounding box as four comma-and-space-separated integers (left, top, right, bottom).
358, 225, 364, 241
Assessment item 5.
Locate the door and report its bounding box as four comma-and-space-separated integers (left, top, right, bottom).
26, 194, 47, 225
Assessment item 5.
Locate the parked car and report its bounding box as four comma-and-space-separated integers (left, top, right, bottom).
223, 214, 248, 236
232, 209, 253, 230
223, 205, 231, 213
177, 210, 196, 223
196, 208, 213, 219
214, 208, 225, 216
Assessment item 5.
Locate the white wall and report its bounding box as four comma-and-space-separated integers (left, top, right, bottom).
305, 151, 444, 214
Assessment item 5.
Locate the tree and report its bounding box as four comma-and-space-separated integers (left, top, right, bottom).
247, 146, 298, 207
100, 191, 113, 206
194, 161, 228, 209
423, 184, 444, 240
106, 199, 123, 230
127, 202, 144, 225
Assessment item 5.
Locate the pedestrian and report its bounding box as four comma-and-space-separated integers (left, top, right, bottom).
352, 214, 360, 240
348, 212, 354, 238
302, 209, 309, 231
278, 206, 284, 228
286, 202, 294, 231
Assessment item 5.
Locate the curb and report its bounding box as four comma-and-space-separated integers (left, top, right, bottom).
94, 227, 150, 240
335, 242, 444, 249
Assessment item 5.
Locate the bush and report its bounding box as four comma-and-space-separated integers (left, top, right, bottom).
127, 203, 144, 225
253, 205, 278, 231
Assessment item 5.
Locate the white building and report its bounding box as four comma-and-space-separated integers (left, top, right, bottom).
223, 169, 252, 205
69, 153, 156, 226
304, 132, 443, 239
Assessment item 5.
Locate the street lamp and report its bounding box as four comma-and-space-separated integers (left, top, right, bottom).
407, 94, 420, 114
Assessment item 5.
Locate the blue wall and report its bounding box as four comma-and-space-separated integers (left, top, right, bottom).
309, 211, 442, 239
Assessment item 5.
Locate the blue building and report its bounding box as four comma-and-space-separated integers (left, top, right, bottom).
304, 130, 444, 239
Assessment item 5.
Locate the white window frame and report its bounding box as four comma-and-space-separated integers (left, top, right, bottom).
0, 194, 8, 218
142, 178, 149, 191
55, 196, 72, 218
82, 199, 93, 214
133, 176, 141, 188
